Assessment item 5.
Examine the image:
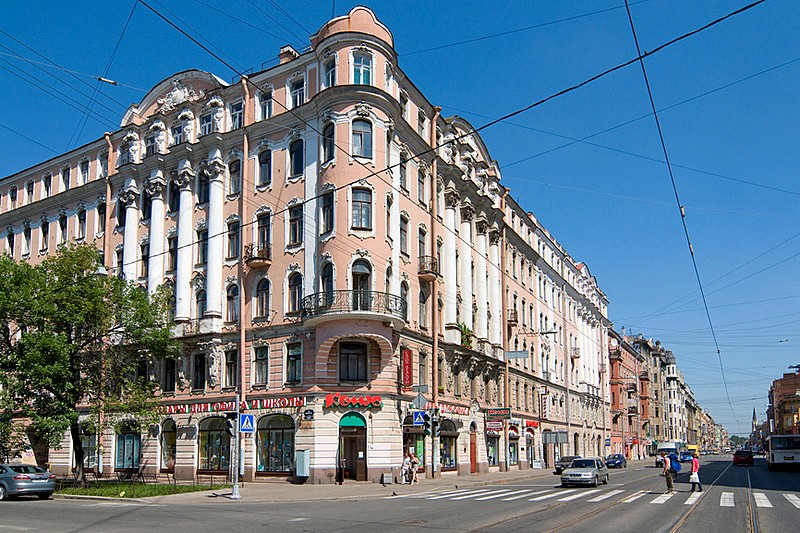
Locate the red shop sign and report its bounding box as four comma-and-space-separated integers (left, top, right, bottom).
402, 349, 413, 387
324, 393, 383, 410
525, 420, 539, 428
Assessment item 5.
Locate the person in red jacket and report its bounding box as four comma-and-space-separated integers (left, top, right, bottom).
690, 452, 703, 492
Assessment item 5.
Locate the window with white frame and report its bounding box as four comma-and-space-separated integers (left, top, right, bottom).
39, 221, 49, 252
140, 191, 152, 221
168, 180, 180, 212
24, 181, 33, 204
260, 90, 272, 120
230, 101, 243, 130
196, 289, 207, 317
399, 215, 409, 255
80, 160, 89, 185
417, 169, 426, 205
256, 278, 270, 318
418, 227, 426, 258
352, 119, 372, 158
321, 190, 334, 235
399, 159, 408, 191
61, 167, 70, 192
417, 110, 426, 137
196, 172, 209, 204
140, 242, 149, 278
254, 346, 269, 386
167, 236, 177, 271
199, 113, 213, 136
288, 273, 302, 313
419, 288, 428, 328
227, 220, 240, 258
144, 134, 157, 157
224, 349, 238, 388
253, 149, 270, 187
58, 215, 68, 244
289, 139, 304, 177
97, 203, 105, 234
98, 153, 108, 178
288, 205, 303, 245
9, 186, 17, 208
228, 160, 241, 196
353, 52, 372, 85
257, 213, 271, 252
77, 209, 86, 240
324, 57, 336, 88
351, 188, 372, 230
170, 125, 183, 146
322, 123, 335, 163
22, 226, 31, 256
197, 229, 208, 265
43, 174, 51, 198
385, 195, 392, 242
339, 342, 368, 382
290, 79, 305, 108
286, 342, 301, 383
226, 285, 240, 322
6, 231, 14, 258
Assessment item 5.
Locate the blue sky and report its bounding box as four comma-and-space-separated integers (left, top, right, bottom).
2, 0, 798, 435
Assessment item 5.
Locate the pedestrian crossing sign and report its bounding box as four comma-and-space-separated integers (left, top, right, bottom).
239, 414, 255, 433
412, 411, 426, 426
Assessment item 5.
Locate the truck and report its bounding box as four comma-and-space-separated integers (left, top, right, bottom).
655, 441, 680, 467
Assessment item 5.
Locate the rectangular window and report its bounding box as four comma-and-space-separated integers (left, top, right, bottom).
351, 188, 372, 230
99, 153, 108, 178
228, 160, 241, 195
61, 168, 70, 191
289, 205, 303, 245
399, 217, 408, 255
145, 135, 156, 157
77, 210, 86, 240
353, 54, 372, 85
6, 232, 14, 258
290, 79, 305, 108
26, 181, 34, 203
254, 346, 269, 386
80, 161, 89, 185
200, 113, 213, 136
257, 214, 271, 251
22, 227, 30, 256
286, 342, 302, 384
339, 342, 367, 382
224, 350, 238, 388
9, 186, 17, 208
227, 221, 240, 258
97, 203, 106, 234
260, 90, 272, 120
321, 191, 334, 234
40, 223, 49, 252
197, 229, 208, 264
167, 236, 177, 271
399, 160, 407, 191
417, 170, 426, 205
115, 248, 123, 278
192, 354, 206, 390
418, 110, 426, 137
59, 216, 68, 244
230, 101, 243, 130
171, 125, 183, 146
418, 351, 427, 386
140, 243, 149, 278
324, 59, 336, 88
43, 175, 51, 198
163, 358, 176, 393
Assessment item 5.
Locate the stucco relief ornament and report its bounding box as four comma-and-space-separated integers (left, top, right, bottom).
156, 81, 202, 114
442, 131, 457, 163
355, 101, 371, 117
122, 131, 139, 163
145, 179, 164, 198
120, 188, 138, 207
207, 350, 220, 387
176, 357, 188, 390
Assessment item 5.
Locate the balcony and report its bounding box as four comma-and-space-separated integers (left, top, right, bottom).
609, 347, 622, 360
628, 406, 639, 415
507, 309, 518, 326
300, 290, 407, 329
570, 347, 580, 359
244, 243, 272, 269
639, 371, 650, 381
418, 255, 439, 281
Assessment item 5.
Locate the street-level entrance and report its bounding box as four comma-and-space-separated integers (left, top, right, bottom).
469, 424, 477, 473
338, 413, 367, 481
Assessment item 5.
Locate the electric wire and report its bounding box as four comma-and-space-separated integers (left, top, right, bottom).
0, 121, 59, 153
244, 0, 308, 44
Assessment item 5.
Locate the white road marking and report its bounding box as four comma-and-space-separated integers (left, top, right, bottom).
684, 492, 702, 505
474, 489, 515, 500
530, 489, 573, 501
783, 493, 800, 508
501, 490, 544, 501
720, 492, 735, 507
0, 526, 36, 531
753, 493, 772, 508
622, 490, 647, 503
559, 490, 599, 502
587, 489, 625, 502
449, 489, 497, 500
391, 490, 442, 499
425, 489, 475, 500
287, 518, 307, 522
651, 492, 676, 504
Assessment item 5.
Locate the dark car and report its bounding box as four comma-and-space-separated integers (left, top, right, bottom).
680, 452, 694, 463
605, 454, 627, 468
0, 464, 55, 500
555, 455, 581, 475
732, 449, 754, 466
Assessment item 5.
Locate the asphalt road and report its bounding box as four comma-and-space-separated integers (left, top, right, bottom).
1, 457, 797, 532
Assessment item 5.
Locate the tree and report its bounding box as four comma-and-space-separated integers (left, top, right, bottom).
0, 244, 180, 485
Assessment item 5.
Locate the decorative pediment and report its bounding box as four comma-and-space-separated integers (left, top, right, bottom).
156, 81, 203, 114
194, 218, 207, 230
354, 249, 371, 259
287, 263, 301, 273
355, 101, 371, 117
177, 107, 194, 122
225, 275, 238, 286
148, 119, 166, 132
205, 95, 224, 109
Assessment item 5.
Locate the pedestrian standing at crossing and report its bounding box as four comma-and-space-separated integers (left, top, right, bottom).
660, 452, 674, 493
410, 452, 420, 484
689, 452, 703, 492
401, 451, 411, 484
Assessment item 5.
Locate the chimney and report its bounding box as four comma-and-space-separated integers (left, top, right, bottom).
279, 45, 299, 64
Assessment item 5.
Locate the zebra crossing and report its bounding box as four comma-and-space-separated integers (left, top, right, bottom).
391, 486, 800, 510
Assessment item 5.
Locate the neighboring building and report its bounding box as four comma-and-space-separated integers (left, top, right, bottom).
768, 370, 800, 435
0, 7, 609, 483
664, 351, 687, 444
608, 329, 647, 459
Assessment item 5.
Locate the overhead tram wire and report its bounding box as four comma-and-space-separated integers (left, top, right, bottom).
245, 0, 308, 45
0, 121, 59, 154
264, 0, 312, 36
188, 0, 299, 43
121, 0, 768, 289
622, 0, 768, 428
69, 0, 139, 150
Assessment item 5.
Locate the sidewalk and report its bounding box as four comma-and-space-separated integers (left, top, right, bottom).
144, 457, 653, 504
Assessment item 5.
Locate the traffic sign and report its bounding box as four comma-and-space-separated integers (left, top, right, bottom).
605, 438, 611, 446
412, 411, 426, 426
412, 392, 428, 410
239, 414, 255, 433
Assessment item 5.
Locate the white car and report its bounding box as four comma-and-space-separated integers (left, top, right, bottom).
560, 457, 609, 487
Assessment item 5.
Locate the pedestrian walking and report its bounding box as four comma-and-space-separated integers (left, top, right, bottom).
410, 452, 420, 484
401, 451, 411, 484
660, 452, 674, 493
689, 452, 703, 492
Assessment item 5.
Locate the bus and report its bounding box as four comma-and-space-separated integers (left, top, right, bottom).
766, 434, 800, 470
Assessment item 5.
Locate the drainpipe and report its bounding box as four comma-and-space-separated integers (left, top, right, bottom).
500, 189, 509, 472
430, 106, 441, 479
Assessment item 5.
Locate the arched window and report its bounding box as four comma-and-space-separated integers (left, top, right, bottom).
226, 285, 240, 322
228, 160, 241, 195
161, 419, 177, 471
289, 139, 304, 177
168, 180, 180, 212
351, 188, 372, 230
197, 172, 209, 204
256, 415, 295, 473
258, 150, 272, 186
196, 289, 207, 318
352, 119, 372, 158
352, 260, 371, 311
198, 418, 230, 472
322, 123, 335, 163
288, 273, 302, 313
256, 278, 270, 318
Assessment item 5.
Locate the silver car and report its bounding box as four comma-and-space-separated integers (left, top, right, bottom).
0, 463, 55, 500
560, 457, 609, 487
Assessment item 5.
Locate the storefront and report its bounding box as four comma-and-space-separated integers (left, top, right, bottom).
486, 421, 502, 467
439, 419, 458, 471
338, 412, 367, 481
526, 428, 536, 465
508, 425, 519, 466
256, 414, 295, 475
402, 415, 426, 474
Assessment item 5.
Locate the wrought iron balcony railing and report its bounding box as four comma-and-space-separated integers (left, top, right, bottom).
301, 290, 407, 323
418, 255, 439, 279
243, 243, 272, 268
506, 310, 518, 325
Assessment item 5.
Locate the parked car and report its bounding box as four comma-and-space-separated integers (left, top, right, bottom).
680, 452, 694, 463
554, 455, 581, 475
0, 464, 55, 500
732, 449, 754, 466
605, 454, 627, 468
561, 457, 609, 487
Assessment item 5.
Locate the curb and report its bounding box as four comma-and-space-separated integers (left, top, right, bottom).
53, 493, 151, 502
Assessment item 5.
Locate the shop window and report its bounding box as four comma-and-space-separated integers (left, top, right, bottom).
115, 421, 141, 471
198, 418, 230, 472
486, 436, 499, 466
439, 420, 458, 471
256, 415, 295, 473
161, 419, 177, 471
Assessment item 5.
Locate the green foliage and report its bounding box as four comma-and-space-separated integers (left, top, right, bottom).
456, 322, 473, 348
0, 416, 27, 463
0, 243, 180, 482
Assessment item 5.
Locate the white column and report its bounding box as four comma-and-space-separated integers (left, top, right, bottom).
474, 220, 489, 340
443, 189, 459, 343
459, 202, 474, 331
146, 172, 165, 294
205, 157, 225, 318
121, 187, 138, 282
174, 167, 194, 321
488, 228, 502, 345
